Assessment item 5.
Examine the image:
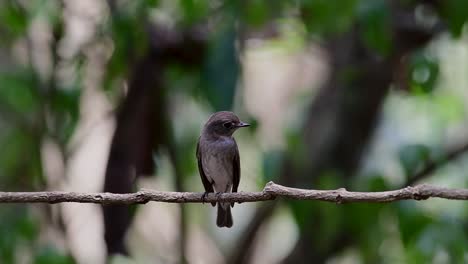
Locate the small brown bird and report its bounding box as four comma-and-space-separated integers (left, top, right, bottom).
196, 111, 250, 228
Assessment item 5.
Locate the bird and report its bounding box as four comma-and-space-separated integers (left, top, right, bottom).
196, 111, 250, 228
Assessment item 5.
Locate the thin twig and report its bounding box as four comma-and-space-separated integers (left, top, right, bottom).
405, 142, 468, 186
0, 182, 467, 204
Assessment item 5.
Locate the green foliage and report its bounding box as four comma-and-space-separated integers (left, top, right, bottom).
0, 71, 40, 114
236, 0, 291, 28
242, 0, 270, 27
300, 0, 358, 35
397, 202, 433, 247
0, 0, 29, 41
0, 207, 39, 263
398, 144, 431, 178
432, 93, 465, 124
202, 22, 239, 111
0, 128, 34, 182
443, 0, 468, 37
49, 88, 80, 144
344, 176, 387, 241
34, 247, 75, 264
262, 150, 283, 184
409, 52, 439, 94
179, 0, 209, 25
103, 1, 151, 92
357, 0, 392, 56
177, 135, 199, 179
288, 173, 345, 251
397, 201, 468, 263
288, 200, 317, 234
343, 202, 386, 262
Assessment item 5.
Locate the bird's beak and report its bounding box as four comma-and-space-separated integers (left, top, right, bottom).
237, 122, 250, 128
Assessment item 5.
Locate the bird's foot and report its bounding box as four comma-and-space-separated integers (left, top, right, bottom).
202, 192, 209, 204
215, 192, 224, 203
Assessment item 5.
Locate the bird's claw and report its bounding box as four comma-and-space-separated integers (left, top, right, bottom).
202, 192, 209, 204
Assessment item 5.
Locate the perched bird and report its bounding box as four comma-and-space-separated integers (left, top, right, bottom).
196, 111, 250, 228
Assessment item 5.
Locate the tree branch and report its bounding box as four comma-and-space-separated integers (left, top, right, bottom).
0, 182, 468, 204
404, 142, 468, 186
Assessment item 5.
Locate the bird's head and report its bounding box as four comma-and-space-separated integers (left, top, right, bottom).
203, 111, 250, 137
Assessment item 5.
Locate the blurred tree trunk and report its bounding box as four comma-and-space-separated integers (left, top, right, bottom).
282, 2, 442, 263
281, 28, 392, 263
101, 20, 207, 261
102, 53, 164, 255
231, 2, 443, 263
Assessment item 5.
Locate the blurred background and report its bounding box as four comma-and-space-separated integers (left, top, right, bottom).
0, 0, 468, 263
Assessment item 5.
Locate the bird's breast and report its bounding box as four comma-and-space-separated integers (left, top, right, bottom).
200, 137, 237, 190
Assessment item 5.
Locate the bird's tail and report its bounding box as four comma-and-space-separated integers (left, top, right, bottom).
216, 203, 233, 228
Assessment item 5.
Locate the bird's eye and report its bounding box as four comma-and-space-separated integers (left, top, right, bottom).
223, 122, 233, 129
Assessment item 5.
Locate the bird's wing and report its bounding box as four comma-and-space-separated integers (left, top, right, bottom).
231, 140, 240, 207
196, 139, 215, 206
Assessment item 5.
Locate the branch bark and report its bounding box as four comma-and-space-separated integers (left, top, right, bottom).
1, 182, 468, 204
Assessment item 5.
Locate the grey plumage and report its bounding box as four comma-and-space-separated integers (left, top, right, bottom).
196, 111, 249, 228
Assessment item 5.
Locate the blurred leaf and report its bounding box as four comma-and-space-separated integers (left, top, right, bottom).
17, 212, 39, 241
415, 223, 467, 263
288, 173, 346, 251
315, 202, 343, 250
241, 0, 290, 27
433, 94, 465, 123
0, 124, 44, 189
103, 2, 149, 92
262, 150, 283, 183
244, 117, 258, 134
202, 23, 239, 111
438, 218, 468, 262
404, 244, 430, 264
177, 136, 198, 178
443, 0, 468, 37
28, 0, 62, 27
0, 71, 40, 114
357, 0, 392, 56
344, 201, 386, 262
288, 200, 317, 233
180, 0, 208, 25
261, 18, 307, 54
365, 175, 389, 191
145, 0, 159, 7
398, 144, 430, 178
344, 203, 384, 234
0, 233, 14, 263
300, 0, 358, 35
398, 202, 468, 262
0, 128, 34, 182
346, 176, 387, 233
409, 53, 439, 94
358, 221, 383, 263
397, 201, 433, 247
287, 172, 339, 233
165, 65, 202, 96
0, 0, 29, 40
316, 171, 343, 189
0, 206, 40, 263
50, 88, 80, 143
243, 0, 269, 26
34, 247, 75, 264
51, 87, 80, 117
353, 174, 390, 191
